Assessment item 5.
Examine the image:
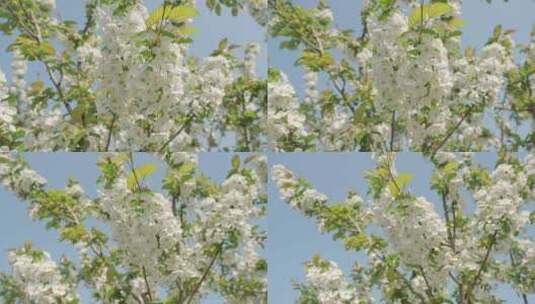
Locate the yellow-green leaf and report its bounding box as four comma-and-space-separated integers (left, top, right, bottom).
147, 5, 168, 28
443, 162, 459, 176
112, 153, 129, 164
408, 4, 429, 28
28, 80, 44, 96
231, 155, 240, 170
448, 18, 465, 30
175, 26, 197, 36
178, 161, 196, 177
38, 41, 55, 57
127, 163, 157, 190
428, 3, 451, 18
167, 6, 197, 23
70, 105, 85, 124
388, 173, 413, 198
409, 3, 451, 28
146, 5, 197, 28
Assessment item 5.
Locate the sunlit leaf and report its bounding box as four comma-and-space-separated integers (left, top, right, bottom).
146, 5, 197, 28
127, 163, 157, 190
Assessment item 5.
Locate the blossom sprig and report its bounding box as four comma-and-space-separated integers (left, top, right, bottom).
0, 0, 267, 152
272, 152, 535, 303
0, 152, 267, 303
0, 242, 79, 304
269, 0, 534, 152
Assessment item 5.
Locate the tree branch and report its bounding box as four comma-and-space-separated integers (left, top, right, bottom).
464, 230, 498, 302
185, 243, 223, 304
142, 266, 153, 302
158, 113, 195, 153
509, 251, 529, 304
431, 108, 472, 158
390, 111, 396, 151
104, 114, 116, 152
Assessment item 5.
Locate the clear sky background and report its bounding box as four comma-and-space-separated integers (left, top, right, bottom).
0, 0, 267, 82
0, 152, 252, 303
267, 152, 534, 303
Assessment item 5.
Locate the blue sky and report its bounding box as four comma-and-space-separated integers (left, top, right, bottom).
0, 152, 249, 303
267, 152, 534, 303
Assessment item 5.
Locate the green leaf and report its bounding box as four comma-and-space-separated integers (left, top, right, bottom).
70, 105, 86, 125
428, 3, 451, 18
388, 173, 412, 198
448, 18, 465, 30
344, 234, 368, 250
127, 163, 157, 190
177, 161, 196, 177
443, 162, 459, 176
175, 26, 197, 36
167, 6, 197, 22
146, 5, 197, 28
409, 5, 429, 28
59, 224, 86, 242
37, 42, 55, 57
408, 3, 451, 28
231, 155, 240, 170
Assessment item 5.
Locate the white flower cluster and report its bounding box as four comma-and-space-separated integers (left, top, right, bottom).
7, 246, 78, 303
271, 164, 327, 212
272, 152, 535, 301
91, 2, 263, 151
303, 258, 359, 304
0, 154, 46, 198
35, 0, 55, 11
94, 153, 266, 300
244, 43, 260, 77
473, 163, 528, 236
0, 69, 16, 140
98, 176, 184, 287
267, 73, 309, 150
512, 239, 535, 293
241, 0, 268, 26
95, 4, 184, 150
373, 192, 449, 290
268, 0, 527, 151
0, 0, 266, 152
194, 170, 265, 290
365, 11, 408, 113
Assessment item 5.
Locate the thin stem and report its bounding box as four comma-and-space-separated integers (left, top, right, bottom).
375, 253, 427, 303
464, 230, 498, 301
241, 93, 251, 150
418, 266, 434, 298
172, 195, 177, 217
158, 113, 195, 153
16, 2, 73, 116
128, 152, 142, 191
385, 154, 401, 193
431, 108, 471, 158
509, 251, 529, 304
185, 243, 223, 304
442, 192, 454, 249
142, 266, 153, 302
331, 77, 355, 113
390, 110, 396, 151
104, 114, 116, 152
